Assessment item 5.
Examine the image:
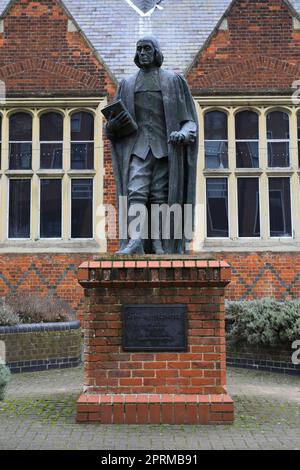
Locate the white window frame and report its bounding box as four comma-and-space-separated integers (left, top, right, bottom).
194, 98, 300, 252
0, 97, 107, 253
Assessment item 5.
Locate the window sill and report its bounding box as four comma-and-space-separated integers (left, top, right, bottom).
0, 239, 106, 254
197, 238, 300, 252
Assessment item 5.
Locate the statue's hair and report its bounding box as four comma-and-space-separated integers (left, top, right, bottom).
134, 35, 164, 68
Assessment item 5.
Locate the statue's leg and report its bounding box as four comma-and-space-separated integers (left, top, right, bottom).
116, 153, 153, 255
149, 157, 169, 254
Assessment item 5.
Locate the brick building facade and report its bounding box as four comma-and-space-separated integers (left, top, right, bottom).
1, 0, 300, 319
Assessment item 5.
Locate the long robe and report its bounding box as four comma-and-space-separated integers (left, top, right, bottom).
108, 68, 199, 253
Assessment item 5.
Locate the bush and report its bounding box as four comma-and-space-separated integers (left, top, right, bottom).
5, 293, 75, 324
226, 298, 300, 347
0, 298, 20, 326
0, 364, 11, 400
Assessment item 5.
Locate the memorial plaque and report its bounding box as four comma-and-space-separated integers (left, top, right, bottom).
122, 305, 187, 352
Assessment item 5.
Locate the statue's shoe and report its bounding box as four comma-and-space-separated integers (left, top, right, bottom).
152, 240, 165, 255
116, 239, 145, 255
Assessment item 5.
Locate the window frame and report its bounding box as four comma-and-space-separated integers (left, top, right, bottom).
0, 99, 105, 253
195, 100, 300, 251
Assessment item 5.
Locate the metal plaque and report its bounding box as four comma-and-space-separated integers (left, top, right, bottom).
122, 304, 187, 352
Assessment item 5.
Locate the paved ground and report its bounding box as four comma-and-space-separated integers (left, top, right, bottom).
0, 366, 299, 450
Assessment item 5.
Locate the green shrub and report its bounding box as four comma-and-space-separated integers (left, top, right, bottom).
0, 298, 20, 326
226, 298, 300, 347
0, 364, 11, 401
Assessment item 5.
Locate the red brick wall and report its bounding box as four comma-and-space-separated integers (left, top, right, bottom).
215, 251, 300, 301
0, 254, 88, 320
0, 252, 300, 323
187, 0, 300, 93
0, 0, 115, 96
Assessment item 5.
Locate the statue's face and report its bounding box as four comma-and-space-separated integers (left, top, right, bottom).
136, 40, 155, 67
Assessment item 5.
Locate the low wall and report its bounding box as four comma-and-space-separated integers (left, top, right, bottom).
226, 341, 300, 375
0, 321, 82, 373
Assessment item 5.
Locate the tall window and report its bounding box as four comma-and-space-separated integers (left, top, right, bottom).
238, 178, 260, 237
206, 178, 229, 238
235, 111, 259, 168
267, 111, 290, 167
9, 113, 32, 170
71, 112, 94, 170
9, 179, 31, 239
269, 178, 292, 237
0, 106, 101, 245
40, 112, 63, 169
204, 111, 228, 169
40, 179, 62, 239
71, 179, 93, 239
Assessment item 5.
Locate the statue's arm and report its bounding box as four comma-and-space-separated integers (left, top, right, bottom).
105, 80, 127, 141
169, 74, 198, 145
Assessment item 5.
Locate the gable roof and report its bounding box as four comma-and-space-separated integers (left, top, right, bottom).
0, 0, 300, 82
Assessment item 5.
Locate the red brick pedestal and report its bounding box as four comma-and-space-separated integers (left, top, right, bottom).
77, 256, 234, 424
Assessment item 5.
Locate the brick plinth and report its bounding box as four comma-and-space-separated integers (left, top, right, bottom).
77, 256, 234, 424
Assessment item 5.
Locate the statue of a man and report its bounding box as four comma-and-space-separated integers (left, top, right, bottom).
105, 36, 198, 254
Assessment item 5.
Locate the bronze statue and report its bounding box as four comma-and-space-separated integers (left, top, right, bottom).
105, 36, 198, 254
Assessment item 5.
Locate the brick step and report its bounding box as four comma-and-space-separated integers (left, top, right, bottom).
76, 393, 234, 424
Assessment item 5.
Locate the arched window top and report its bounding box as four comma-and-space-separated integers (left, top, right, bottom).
9, 112, 32, 141
204, 111, 227, 141
267, 111, 289, 140
71, 112, 94, 141
235, 110, 258, 140
40, 112, 63, 141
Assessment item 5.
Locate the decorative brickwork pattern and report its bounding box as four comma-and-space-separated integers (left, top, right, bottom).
187, 0, 300, 93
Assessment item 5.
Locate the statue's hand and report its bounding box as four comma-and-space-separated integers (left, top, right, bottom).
169, 131, 186, 145
106, 111, 131, 134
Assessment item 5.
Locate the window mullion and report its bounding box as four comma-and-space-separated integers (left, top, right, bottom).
259, 108, 269, 239
290, 108, 300, 239
63, 111, 71, 240
228, 107, 237, 239
194, 103, 205, 249
31, 110, 39, 240
1, 111, 9, 242
94, 104, 105, 248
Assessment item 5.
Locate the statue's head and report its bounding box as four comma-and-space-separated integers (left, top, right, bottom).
134, 36, 164, 69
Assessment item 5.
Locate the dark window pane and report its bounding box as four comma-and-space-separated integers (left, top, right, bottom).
9, 179, 31, 238
71, 112, 94, 141
9, 143, 32, 170
268, 142, 289, 167
204, 111, 227, 140
9, 113, 32, 141
206, 178, 228, 237
0, 115, 2, 141
267, 111, 289, 139
40, 143, 63, 169
238, 178, 260, 237
297, 113, 300, 139
40, 112, 63, 141
235, 111, 258, 140
205, 141, 228, 169
269, 178, 291, 237
71, 142, 94, 170
236, 141, 259, 168
71, 179, 93, 238
40, 179, 62, 238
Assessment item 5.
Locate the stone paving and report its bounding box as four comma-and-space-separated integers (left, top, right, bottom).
0, 366, 299, 450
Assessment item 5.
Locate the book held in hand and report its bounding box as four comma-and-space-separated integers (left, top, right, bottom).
101, 99, 138, 138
